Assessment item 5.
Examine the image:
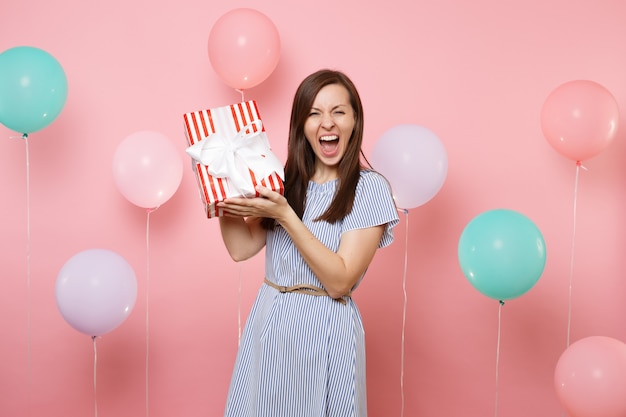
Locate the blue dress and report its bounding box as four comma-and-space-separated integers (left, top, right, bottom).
224, 170, 399, 417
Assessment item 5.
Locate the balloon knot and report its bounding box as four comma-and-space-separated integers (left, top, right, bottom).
499, 300, 505, 306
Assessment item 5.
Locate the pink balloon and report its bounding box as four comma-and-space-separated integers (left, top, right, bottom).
56, 249, 137, 337
541, 80, 619, 162
208, 8, 281, 90
554, 336, 626, 417
112, 131, 183, 209
370, 124, 448, 209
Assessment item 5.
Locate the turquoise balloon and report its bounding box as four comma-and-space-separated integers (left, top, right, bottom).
458, 209, 547, 301
0, 46, 68, 134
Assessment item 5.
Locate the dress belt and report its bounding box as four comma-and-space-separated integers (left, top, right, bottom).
264, 278, 350, 305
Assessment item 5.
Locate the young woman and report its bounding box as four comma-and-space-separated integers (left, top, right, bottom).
218, 69, 399, 417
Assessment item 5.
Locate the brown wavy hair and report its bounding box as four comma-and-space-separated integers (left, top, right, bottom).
262, 69, 368, 229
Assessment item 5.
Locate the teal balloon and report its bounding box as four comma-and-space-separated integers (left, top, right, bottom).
458, 209, 547, 301
0, 46, 68, 134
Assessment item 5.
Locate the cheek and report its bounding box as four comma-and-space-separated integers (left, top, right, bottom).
342, 123, 356, 141
303, 123, 317, 144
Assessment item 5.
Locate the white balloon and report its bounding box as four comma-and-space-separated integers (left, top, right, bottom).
56, 249, 137, 337
370, 124, 448, 209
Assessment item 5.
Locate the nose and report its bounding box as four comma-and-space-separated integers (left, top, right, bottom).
321, 113, 335, 129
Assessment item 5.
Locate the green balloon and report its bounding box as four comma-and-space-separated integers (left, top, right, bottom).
458, 209, 547, 301
0, 46, 68, 134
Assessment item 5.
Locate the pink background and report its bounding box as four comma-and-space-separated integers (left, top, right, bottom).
1, 0, 625, 416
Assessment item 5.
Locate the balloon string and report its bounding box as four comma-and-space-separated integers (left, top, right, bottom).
92, 336, 99, 417
399, 208, 409, 417
146, 208, 156, 417
566, 162, 584, 348
23, 133, 32, 411
494, 300, 504, 417
559, 162, 585, 417
237, 263, 243, 346
235, 89, 245, 102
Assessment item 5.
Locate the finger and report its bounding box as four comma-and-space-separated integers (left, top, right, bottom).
221, 212, 245, 218
222, 197, 249, 205
255, 185, 279, 200
225, 205, 254, 216
254, 185, 269, 196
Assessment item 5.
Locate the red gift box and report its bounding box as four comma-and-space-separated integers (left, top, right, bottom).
183, 101, 284, 218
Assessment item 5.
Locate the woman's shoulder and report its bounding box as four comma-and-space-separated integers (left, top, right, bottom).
358, 168, 391, 186
356, 169, 394, 195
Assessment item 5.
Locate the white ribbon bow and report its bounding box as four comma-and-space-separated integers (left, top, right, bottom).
186, 121, 284, 196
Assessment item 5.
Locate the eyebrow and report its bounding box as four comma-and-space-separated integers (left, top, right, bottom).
310, 103, 349, 111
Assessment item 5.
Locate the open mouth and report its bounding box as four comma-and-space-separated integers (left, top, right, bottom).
320, 135, 339, 155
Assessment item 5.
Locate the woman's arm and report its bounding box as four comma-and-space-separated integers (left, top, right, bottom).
280, 208, 384, 298
218, 185, 385, 299
218, 216, 267, 262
